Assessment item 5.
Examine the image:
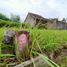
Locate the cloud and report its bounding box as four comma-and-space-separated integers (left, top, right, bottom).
0, 0, 67, 21
30, 0, 43, 5
46, 0, 58, 8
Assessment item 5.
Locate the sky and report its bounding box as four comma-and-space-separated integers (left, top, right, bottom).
0, 0, 67, 21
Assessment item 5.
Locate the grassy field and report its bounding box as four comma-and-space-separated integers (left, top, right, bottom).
0, 27, 67, 66
0, 27, 67, 52
0, 19, 21, 27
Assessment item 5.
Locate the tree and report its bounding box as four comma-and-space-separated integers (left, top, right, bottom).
0, 13, 10, 21
62, 18, 66, 22
11, 14, 20, 22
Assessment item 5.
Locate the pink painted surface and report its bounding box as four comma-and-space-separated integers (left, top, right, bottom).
16, 33, 28, 48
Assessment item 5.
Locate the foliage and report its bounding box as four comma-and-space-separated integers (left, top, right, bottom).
11, 14, 20, 22
0, 13, 10, 21
0, 19, 21, 27
0, 13, 21, 27
22, 22, 33, 28
0, 54, 15, 57
0, 28, 67, 52
62, 18, 66, 22
29, 29, 67, 52
38, 53, 59, 67
0, 28, 67, 66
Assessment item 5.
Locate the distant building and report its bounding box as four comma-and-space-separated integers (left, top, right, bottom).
47, 18, 67, 29
24, 12, 67, 29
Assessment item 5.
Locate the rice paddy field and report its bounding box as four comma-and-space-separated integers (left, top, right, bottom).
0, 27, 67, 67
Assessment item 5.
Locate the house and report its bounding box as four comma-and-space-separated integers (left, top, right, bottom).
24, 12, 50, 28
24, 12, 67, 29
47, 18, 67, 29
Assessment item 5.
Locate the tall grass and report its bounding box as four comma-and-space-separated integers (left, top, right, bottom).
29, 29, 67, 52
0, 28, 67, 53
0, 27, 67, 66
0, 19, 21, 27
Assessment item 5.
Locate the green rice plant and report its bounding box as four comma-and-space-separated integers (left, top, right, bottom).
0, 28, 67, 53
0, 43, 2, 54
0, 19, 21, 27
30, 36, 60, 67
0, 27, 67, 66
0, 54, 15, 57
